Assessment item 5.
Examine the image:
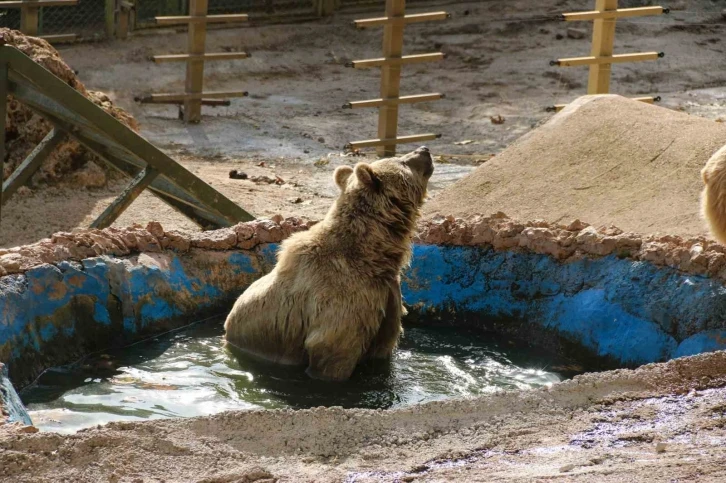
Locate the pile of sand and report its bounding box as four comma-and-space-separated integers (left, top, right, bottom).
0, 28, 138, 188
425, 95, 726, 238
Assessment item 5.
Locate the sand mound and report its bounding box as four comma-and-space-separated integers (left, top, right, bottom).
425, 95, 726, 238
0, 29, 138, 187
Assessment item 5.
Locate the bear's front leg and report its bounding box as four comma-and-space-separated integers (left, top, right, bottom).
304, 327, 369, 382
366, 278, 404, 360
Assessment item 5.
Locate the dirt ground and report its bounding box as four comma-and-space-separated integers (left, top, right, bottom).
2, 0, 726, 247
1, 349, 725, 482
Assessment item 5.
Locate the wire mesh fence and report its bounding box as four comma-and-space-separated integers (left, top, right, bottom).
0, 0, 466, 41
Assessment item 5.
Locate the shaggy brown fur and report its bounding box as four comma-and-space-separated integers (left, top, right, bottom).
224, 147, 434, 381
701, 144, 726, 243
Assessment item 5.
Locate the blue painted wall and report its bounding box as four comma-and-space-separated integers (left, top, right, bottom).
2, 243, 726, 423
402, 246, 726, 366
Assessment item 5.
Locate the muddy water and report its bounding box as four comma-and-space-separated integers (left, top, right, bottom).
22, 318, 578, 434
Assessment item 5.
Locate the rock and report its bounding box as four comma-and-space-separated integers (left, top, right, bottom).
656, 442, 667, 453
317, 137, 325, 143
566, 219, 589, 231
559, 463, 576, 473
229, 170, 248, 180
567, 27, 587, 39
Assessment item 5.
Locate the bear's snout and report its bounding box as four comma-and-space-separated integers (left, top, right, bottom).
407, 147, 434, 178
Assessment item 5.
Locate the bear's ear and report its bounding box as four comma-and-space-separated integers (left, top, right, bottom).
334, 165, 354, 191
354, 163, 380, 190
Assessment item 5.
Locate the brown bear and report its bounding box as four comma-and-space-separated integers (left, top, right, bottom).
701, 144, 726, 243
224, 146, 434, 381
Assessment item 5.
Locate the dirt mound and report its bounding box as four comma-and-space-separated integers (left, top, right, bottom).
425, 95, 726, 238
0, 28, 138, 187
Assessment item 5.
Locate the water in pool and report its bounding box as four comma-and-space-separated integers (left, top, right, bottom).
21, 317, 582, 433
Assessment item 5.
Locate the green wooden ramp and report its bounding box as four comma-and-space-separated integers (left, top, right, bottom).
0, 43, 255, 230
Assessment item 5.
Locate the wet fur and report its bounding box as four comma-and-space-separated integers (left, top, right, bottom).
701, 145, 726, 244
224, 149, 432, 381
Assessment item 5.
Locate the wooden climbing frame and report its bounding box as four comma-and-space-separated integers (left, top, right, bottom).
345, 0, 449, 157
137, 0, 250, 123
0, 0, 78, 43
0, 42, 254, 230
549, 0, 667, 112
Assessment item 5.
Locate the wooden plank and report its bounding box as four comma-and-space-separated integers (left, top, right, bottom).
354, 11, 449, 28
1, 0, 77, 7
183, 0, 208, 123
348, 133, 439, 149
563, 6, 663, 21
0, 45, 254, 225
91, 166, 159, 229
377, 0, 406, 157
344, 92, 443, 109
40, 34, 77, 43
349, 52, 445, 69
154, 14, 249, 26
0, 62, 6, 222
140, 98, 231, 106
555, 52, 661, 67
588, 0, 618, 95
2, 128, 64, 203
152, 52, 249, 63
144, 90, 247, 102
68, 126, 238, 228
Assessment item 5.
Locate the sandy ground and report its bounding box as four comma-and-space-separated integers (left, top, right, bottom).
2, 0, 726, 247
425, 94, 726, 237
1, 349, 725, 482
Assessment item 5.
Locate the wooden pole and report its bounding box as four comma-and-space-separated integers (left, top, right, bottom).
0, 61, 7, 225
20, 0, 40, 36
587, 0, 618, 94
183, 0, 208, 123
377, 0, 405, 158
105, 0, 115, 38
2, 128, 64, 202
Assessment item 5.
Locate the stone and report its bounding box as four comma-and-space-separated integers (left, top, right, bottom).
567, 28, 586, 39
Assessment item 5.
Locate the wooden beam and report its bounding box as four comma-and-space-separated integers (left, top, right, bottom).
2, 128, 64, 203
91, 166, 159, 229
152, 52, 249, 63
562, 6, 664, 21
555, 52, 662, 67
354, 11, 449, 28
349, 52, 445, 69
348, 133, 440, 150
154, 14, 248, 26
1, 45, 254, 225
344, 93, 443, 109
0, 62, 7, 223
116, 0, 131, 40
141, 90, 247, 102
588, 0, 618, 95
139, 98, 231, 106
0, 0, 77, 7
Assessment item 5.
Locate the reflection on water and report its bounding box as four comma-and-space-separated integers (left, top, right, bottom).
22, 318, 580, 434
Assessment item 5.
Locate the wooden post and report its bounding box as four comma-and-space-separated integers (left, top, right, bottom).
377, 0, 405, 158
0, 61, 7, 224
91, 166, 159, 229
2, 128, 65, 202
587, 0, 618, 94
116, 0, 133, 40
183, 0, 208, 123
105, 0, 115, 38
20, 0, 40, 36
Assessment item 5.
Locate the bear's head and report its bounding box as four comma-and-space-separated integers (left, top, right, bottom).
331, 146, 434, 237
